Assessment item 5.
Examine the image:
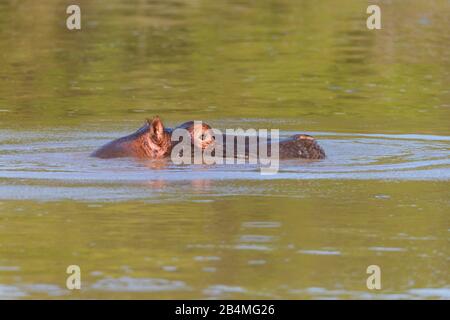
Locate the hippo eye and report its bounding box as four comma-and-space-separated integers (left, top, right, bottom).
201, 134, 206, 140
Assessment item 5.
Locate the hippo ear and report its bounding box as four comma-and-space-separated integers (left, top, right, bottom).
148, 116, 165, 139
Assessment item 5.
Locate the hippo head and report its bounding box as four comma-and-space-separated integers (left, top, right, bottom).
145, 116, 172, 158
173, 120, 215, 150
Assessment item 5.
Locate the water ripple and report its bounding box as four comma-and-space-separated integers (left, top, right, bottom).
0, 130, 449, 201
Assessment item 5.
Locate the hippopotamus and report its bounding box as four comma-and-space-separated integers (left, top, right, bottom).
91, 116, 172, 159
276, 134, 325, 159
207, 132, 326, 160
91, 117, 326, 160
91, 117, 212, 159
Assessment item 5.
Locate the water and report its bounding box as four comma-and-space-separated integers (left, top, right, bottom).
0, 0, 449, 299
0, 129, 449, 201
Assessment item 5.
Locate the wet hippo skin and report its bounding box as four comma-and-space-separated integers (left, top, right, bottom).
91, 116, 172, 159
276, 134, 326, 159
210, 133, 326, 160
91, 118, 212, 159
91, 117, 326, 160
171, 123, 326, 160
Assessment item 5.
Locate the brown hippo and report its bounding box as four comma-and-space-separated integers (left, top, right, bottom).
276, 134, 325, 159
168, 121, 325, 160
91, 117, 213, 159
91, 117, 326, 160
202, 131, 326, 160
91, 116, 172, 159
171, 121, 215, 148
170, 121, 215, 158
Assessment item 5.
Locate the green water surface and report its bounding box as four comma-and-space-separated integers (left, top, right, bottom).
0, 0, 449, 299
